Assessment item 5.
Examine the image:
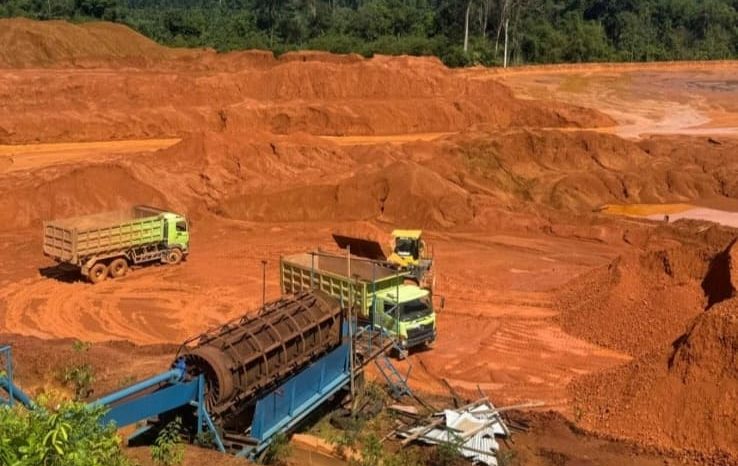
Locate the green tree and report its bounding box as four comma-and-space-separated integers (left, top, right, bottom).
150, 418, 185, 466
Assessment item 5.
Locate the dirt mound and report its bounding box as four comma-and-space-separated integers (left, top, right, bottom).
702, 239, 738, 308
0, 164, 167, 231
557, 251, 705, 357
278, 50, 364, 64
671, 299, 738, 382
219, 161, 473, 228
0, 20, 614, 144
0, 19, 181, 68
571, 298, 738, 462
456, 131, 738, 212
557, 229, 737, 357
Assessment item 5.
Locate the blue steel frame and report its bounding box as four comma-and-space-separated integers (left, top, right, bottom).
94, 365, 225, 453
238, 342, 351, 458
0, 345, 14, 406
1, 339, 357, 461
0, 345, 33, 408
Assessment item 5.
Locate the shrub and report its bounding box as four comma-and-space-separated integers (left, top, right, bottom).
261, 432, 292, 465
150, 418, 185, 466
62, 363, 95, 401
0, 399, 131, 466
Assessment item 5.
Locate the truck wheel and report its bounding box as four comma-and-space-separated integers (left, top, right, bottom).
166, 249, 183, 265
88, 263, 109, 284
109, 258, 128, 278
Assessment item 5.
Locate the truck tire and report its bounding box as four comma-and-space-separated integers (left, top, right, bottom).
166, 248, 183, 265
88, 263, 109, 284
109, 258, 129, 278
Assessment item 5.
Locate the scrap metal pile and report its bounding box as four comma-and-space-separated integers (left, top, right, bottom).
391, 398, 514, 466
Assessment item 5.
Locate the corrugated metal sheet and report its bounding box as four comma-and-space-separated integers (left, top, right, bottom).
398, 401, 508, 465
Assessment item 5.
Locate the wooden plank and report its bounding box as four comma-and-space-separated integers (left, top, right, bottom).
400, 417, 445, 446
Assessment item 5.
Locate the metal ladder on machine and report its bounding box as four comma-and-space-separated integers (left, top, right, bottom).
374, 354, 413, 399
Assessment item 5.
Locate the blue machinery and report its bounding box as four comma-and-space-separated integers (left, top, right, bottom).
1, 274, 409, 460
0, 345, 33, 408
0, 330, 395, 459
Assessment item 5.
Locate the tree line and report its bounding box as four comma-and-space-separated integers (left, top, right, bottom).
2, 0, 737, 66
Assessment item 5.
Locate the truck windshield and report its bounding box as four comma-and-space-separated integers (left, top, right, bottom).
400, 298, 432, 321
176, 221, 188, 233
395, 238, 418, 258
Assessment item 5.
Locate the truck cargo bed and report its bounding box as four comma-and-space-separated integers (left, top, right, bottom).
281, 252, 399, 282
43, 206, 166, 264
280, 252, 405, 316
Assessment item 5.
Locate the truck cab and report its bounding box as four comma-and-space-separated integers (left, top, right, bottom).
163, 213, 190, 253
374, 285, 436, 356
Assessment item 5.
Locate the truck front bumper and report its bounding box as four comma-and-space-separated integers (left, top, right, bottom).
403, 325, 436, 348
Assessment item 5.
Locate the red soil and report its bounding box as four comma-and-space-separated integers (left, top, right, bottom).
1, 18, 738, 465
557, 227, 736, 356
572, 296, 738, 464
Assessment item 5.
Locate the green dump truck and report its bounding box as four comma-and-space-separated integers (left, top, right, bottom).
280, 252, 437, 358
43, 205, 190, 283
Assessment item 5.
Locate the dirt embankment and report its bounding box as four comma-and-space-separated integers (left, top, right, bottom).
569, 238, 738, 464
1, 333, 175, 398
0, 19, 185, 68
557, 226, 737, 356
457, 131, 738, 212
1, 130, 737, 233
0, 21, 736, 234
3, 18, 738, 465
0, 19, 613, 144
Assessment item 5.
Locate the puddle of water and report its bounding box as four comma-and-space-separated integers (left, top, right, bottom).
603, 203, 738, 229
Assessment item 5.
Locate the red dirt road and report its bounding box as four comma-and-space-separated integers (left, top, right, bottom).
0, 139, 179, 172
0, 221, 630, 410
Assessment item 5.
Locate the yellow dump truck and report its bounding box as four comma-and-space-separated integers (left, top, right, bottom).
43, 205, 190, 283
280, 252, 437, 358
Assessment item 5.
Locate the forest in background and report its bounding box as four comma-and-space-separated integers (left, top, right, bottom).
1, 0, 737, 66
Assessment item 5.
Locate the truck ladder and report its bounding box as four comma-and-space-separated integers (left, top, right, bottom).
352, 325, 394, 370
374, 354, 413, 399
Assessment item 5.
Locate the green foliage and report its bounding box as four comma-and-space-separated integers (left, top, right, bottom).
71, 340, 91, 353
150, 418, 185, 466
194, 430, 214, 448
333, 426, 361, 460
348, 433, 382, 466
62, 363, 95, 401
0, 400, 132, 466
60, 340, 95, 401
1, 0, 736, 66
261, 432, 292, 465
